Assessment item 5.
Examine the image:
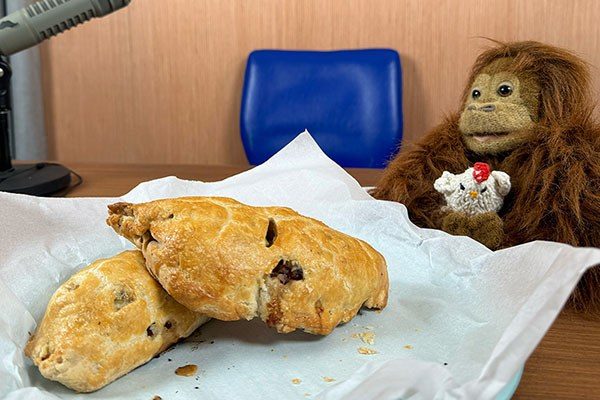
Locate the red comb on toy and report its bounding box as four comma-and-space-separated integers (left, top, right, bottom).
473, 162, 491, 183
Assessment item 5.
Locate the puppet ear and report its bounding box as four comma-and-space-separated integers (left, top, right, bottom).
434, 171, 456, 195
491, 171, 511, 196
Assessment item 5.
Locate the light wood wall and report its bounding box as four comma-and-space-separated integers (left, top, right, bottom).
40, 0, 600, 165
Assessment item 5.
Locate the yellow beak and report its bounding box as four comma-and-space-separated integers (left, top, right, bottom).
470, 191, 478, 199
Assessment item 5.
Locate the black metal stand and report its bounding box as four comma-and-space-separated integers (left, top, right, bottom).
0, 58, 12, 171
0, 58, 72, 196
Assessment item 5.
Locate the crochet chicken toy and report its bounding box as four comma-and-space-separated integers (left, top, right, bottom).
434, 162, 511, 216
433, 162, 511, 249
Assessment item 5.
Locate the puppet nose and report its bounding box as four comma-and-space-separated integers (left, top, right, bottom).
479, 104, 496, 112
470, 191, 478, 199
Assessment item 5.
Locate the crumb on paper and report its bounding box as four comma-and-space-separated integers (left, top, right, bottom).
175, 364, 198, 376
357, 347, 378, 355
352, 331, 375, 345
352, 322, 372, 328
304, 393, 311, 397
322, 376, 336, 382
152, 396, 162, 400
292, 378, 302, 385
404, 345, 413, 350
186, 331, 204, 343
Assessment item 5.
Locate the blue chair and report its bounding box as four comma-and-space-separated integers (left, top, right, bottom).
240, 49, 403, 168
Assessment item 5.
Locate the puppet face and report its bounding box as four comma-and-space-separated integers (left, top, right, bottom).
459, 58, 540, 154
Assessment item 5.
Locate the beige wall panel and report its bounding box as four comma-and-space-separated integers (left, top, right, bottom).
40, 0, 600, 165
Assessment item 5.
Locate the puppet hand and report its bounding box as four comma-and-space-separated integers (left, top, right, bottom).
441, 211, 504, 250
469, 212, 504, 249
440, 211, 472, 237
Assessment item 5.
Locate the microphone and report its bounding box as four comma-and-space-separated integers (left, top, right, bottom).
0, 0, 132, 56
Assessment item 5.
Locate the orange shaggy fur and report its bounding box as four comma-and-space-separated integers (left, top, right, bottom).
373, 41, 600, 311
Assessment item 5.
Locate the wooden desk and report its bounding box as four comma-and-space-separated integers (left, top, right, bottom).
63, 163, 382, 197
65, 162, 600, 399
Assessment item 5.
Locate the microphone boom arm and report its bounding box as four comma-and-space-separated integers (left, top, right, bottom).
0, 0, 132, 195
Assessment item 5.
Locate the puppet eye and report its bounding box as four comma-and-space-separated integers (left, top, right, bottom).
480, 187, 488, 193
497, 82, 513, 97
460, 183, 465, 190
471, 89, 481, 99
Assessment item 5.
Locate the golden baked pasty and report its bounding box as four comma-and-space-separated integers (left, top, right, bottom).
25, 250, 209, 392
107, 197, 388, 335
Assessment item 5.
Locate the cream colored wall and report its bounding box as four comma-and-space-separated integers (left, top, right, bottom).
41, 0, 600, 165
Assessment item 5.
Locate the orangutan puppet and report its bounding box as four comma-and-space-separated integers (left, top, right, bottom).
373, 41, 600, 311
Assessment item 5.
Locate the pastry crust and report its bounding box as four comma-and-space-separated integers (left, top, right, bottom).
24, 250, 209, 392
107, 197, 388, 335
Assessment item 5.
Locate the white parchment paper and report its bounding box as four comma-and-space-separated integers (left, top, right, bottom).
1, 132, 599, 400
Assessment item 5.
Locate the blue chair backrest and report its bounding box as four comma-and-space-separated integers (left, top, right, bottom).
240, 49, 403, 168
